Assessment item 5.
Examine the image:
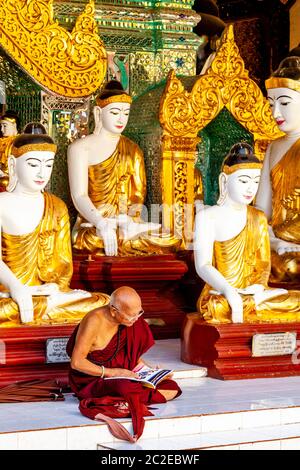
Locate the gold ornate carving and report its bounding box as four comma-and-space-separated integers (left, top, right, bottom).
0, 0, 107, 98
159, 24, 283, 245
160, 25, 282, 150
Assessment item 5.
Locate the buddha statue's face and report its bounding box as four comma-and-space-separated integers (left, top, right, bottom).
225, 168, 261, 205
267, 87, 300, 134
1, 119, 17, 137
101, 102, 131, 134
13, 150, 55, 192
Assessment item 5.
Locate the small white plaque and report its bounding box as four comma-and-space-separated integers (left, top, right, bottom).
46, 337, 70, 363
252, 332, 297, 357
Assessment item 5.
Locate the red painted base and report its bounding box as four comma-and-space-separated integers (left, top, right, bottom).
181, 314, 300, 380
71, 253, 189, 339
0, 325, 75, 389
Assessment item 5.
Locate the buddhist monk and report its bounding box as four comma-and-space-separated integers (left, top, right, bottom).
67, 286, 181, 439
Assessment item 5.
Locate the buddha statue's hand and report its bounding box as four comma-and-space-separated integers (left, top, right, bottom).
224, 287, 243, 324
96, 218, 118, 256
119, 218, 161, 240
254, 288, 288, 306
28, 283, 60, 296
10, 283, 34, 323
237, 284, 265, 295
273, 239, 300, 256
195, 200, 205, 213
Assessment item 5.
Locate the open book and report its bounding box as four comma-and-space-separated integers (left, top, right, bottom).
105, 364, 173, 389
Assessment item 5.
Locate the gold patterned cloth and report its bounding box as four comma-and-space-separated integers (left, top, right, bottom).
197, 206, 300, 323
0, 192, 109, 327
270, 138, 300, 281
73, 135, 180, 255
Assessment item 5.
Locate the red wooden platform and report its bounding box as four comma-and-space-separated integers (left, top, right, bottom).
71, 253, 189, 339
0, 325, 74, 389
181, 314, 300, 380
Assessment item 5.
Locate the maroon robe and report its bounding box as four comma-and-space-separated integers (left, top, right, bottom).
67, 318, 181, 441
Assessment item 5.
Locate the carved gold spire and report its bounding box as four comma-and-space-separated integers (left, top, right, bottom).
159, 24, 283, 247
0, 0, 107, 98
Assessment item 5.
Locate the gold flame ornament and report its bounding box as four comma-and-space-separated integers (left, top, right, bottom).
0, 0, 107, 98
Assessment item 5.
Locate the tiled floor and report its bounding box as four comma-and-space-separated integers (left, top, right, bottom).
3, 375, 300, 434
2, 339, 300, 449
1, 340, 300, 433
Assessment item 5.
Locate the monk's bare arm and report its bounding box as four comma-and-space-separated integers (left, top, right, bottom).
70, 313, 105, 376
70, 311, 138, 378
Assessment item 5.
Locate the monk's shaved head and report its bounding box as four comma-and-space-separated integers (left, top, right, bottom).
110, 286, 141, 310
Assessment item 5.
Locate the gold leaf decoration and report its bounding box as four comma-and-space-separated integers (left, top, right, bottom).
0, 0, 107, 98
159, 24, 283, 156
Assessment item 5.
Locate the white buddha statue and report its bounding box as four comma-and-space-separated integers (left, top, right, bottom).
67, 80, 179, 257
0, 111, 19, 190
0, 133, 109, 327
194, 142, 300, 324
256, 56, 300, 282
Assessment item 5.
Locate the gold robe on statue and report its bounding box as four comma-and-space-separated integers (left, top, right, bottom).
197, 206, 300, 323
271, 138, 300, 281
73, 135, 180, 255
0, 192, 109, 327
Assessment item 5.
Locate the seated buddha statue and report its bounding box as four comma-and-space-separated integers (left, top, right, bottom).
194, 142, 300, 324
0, 110, 19, 190
0, 133, 109, 327
67, 80, 180, 256
256, 56, 300, 283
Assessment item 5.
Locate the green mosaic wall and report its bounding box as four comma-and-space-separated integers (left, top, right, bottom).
196, 107, 253, 206
0, 53, 41, 130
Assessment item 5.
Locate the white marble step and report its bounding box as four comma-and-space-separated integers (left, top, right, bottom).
2, 340, 300, 450
2, 376, 300, 449
98, 423, 300, 451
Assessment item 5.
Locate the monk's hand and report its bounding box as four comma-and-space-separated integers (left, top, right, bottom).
274, 239, 300, 256
110, 368, 139, 379
96, 218, 118, 256
225, 287, 243, 324
10, 283, 34, 324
